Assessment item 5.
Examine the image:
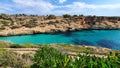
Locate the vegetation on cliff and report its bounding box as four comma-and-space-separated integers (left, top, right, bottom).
0, 13, 120, 36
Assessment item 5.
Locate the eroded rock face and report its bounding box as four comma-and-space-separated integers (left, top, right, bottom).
0, 14, 120, 36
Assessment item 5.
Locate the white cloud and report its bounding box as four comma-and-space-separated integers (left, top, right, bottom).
0, 3, 13, 12
12, 0, 56, 14
53, 2, 120, 15
59, 0, 67, 3
0, 0, 120, 15
63, 2, 120, 9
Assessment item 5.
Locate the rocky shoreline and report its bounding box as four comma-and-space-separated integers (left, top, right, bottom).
0, 27, 120, 37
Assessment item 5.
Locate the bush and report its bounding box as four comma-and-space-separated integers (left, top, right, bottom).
0, 13, 8, 19
73, 15, 78, 18
0, 49, 25, 68
31, 46, 120, 68
0, 27, 5, 30
31, 46, 72, 68
10, 26, 21, 29
0, 20, 10, 26
63, 14, 71, 18
10, 44, 24, 48
24, 20, 37, 28
72, 53, 120, 68
10, 43, 40, 48
47, 14, 56, 19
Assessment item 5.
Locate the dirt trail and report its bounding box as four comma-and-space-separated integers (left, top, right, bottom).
2, 48, 107, 58
2, 48, 38, 54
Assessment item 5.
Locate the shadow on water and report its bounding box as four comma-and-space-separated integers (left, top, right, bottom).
72, 38, 94, 45
80, 30, 95, 33
97, 39, 120, 49
61, 31, 79, 37
61, 30, 95, 37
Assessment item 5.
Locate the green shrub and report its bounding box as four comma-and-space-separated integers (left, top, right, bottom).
31, 46, 72, 68
10, 43, 40, 48
0, 20, 10, 26
0, 27, 5, 30
10, 26, 21, 29
47, 14, 56, 19
73, 15, 78, 18
10, 44, 24, 48
31, 46, 120, 68
72, 53, 120, 68
24, 20, 37, 28
63, 14, 71, 18
0, 50, 25, 68
0, 13, 8, 19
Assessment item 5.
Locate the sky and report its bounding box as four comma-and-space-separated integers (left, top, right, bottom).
0, 0, 120, 16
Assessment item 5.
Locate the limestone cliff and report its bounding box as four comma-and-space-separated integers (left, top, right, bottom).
0, 14, 120, 36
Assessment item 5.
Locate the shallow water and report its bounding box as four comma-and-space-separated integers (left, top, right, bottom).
0, 30, 120, 50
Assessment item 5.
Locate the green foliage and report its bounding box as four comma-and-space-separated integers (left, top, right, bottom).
0, 41, 11, 48
79, 14, 84, 17
31, 46, 120, 68
31, 46, 73, 68
0, 20, 10, 26
0, 41, 40, 48
10, 44, 24, 48
0, 41, 120, 68
0, 27, 5, 30
10, 43, 40, 48
48, 21, 55, 25
0, 50, 25, 68
24, 20, 37, 28
10, 25, 21, 29
73, 15, 78, 18
47, 14, 56, 19
0, 13, 8, 19
63, 14, 71, 18
22, 43, 40, 48
72, 53, 120, 68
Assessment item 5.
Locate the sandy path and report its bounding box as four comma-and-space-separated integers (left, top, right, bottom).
1, 48, 107, 58
2, 48, 38, 54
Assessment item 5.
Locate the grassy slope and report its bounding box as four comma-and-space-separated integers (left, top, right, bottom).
0, 41, 119, 55
0, 41, 120, 68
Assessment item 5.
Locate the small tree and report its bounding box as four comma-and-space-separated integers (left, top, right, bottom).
79, 14, 84, 17
47, 14, 56, 19
0, 13, 8, 19
63, 14, 71, 18
73, 15, 78, 18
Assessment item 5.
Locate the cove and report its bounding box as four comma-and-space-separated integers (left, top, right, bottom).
0, 30, 120, 50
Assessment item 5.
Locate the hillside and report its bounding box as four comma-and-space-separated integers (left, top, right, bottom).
0, 14, 120, 36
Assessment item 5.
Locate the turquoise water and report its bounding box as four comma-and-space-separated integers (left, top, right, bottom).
0, 30, 120, 50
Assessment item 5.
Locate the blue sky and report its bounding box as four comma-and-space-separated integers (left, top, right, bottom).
0, 0, 120, 16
